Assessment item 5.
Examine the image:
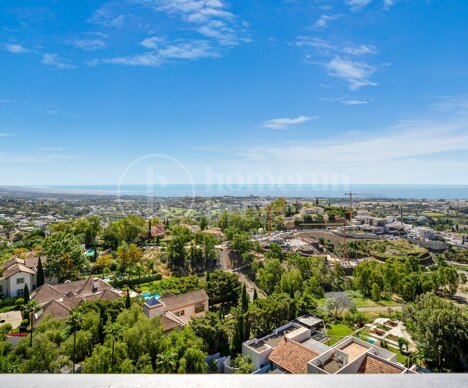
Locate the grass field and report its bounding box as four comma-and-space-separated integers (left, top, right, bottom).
317, 290, 400, 309
326, 323, 354, 345
387, 346, 409, 364
422, 212, 445, 217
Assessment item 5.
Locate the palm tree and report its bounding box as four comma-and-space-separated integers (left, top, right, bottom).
22, 300, 41, 347
67, 312, 83, 373
105, 323, 123, 369
156, 351, 178, 373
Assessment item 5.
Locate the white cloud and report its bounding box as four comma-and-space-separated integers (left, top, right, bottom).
295, 37, 335, 55
383, 0, 395, 9
343, 44, 377, 55
133, 0, 248, 46
140, 36, 164, 49
93, 40, 216, 67
321, 97, 371, 105
238, 117, 468, 184
347, 0, 373, 10
341, 99, 369, 105
314, 14, 341, 29
69, 39, 106, 50
325, 57, 377, 90
5, 44, 29, 54
41, 53, 75, 69
261, 116, 316, 129
88, 5, 125, 27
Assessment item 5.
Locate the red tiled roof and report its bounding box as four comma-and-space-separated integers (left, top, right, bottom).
358, 355, 403, 374
268, 338, 319, 374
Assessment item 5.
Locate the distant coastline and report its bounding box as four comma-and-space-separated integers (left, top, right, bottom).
1, 184, 468, 200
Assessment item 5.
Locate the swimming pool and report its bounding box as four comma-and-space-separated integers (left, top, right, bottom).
143, 292, 160, 300
367, 338, 376, 344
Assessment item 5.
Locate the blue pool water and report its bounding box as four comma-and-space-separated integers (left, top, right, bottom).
367, 339, 376, 344
143, 292, 160, 300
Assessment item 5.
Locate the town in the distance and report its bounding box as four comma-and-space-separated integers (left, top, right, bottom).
0, 188, 467, 374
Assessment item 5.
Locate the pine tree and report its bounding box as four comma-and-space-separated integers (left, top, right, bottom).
125, 289, 131, 309
36, 256, 45, 287
253, 288, 258, 301
23, 284, 30, 304
241, 283, 249, 312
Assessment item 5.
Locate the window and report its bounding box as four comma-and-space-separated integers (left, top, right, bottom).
175, 310, 185, 317
16, 278, 25, 285
195, 303, 205, 313
17, 289, 24, 297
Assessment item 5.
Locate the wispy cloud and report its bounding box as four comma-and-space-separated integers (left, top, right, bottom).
140, 36, 164, 49
68, 39, 106, 50
88, 5, 125, 27
0, 133, 15, 137
347, 0, 373, 11
325, 57, 377, 90
5, 43, 29, 54
41, 53, 75, 69
383, 0, 395, 9
0, 153, 82, 164
133, 0, 248, 46
92, 39, 216, 67
294, 35, 380, 90
313, 14, 341, 29
320, 97, 371, 105
261, 116, 316, 129
343, 44, 377, 55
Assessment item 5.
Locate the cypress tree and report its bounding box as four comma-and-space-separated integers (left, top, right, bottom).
241, 283, 249, 312
23, 284, 30, 304
253, 288, 258, 301
125, 289, 131, 309
36, 256, 45, 287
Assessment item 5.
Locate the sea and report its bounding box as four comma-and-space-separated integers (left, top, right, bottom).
17, 184, 468, 200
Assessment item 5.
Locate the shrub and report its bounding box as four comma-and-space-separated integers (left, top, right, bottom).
15, 298, 24, 306
0, 323, 13, 334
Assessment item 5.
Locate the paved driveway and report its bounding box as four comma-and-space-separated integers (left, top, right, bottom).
0, 310, 23, 329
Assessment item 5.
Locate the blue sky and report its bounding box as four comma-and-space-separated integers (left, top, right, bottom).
1, 0, 468, 186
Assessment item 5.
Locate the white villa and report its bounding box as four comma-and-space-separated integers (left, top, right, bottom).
0, 256, 51, 298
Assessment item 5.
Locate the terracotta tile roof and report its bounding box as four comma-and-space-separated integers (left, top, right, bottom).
32, 277, 118, 305
161, 311, 185, 332
358, 355, 403, 374
24, 256, 47, 269
2, 263, 35, 278
32, 284, 67, 304
160, 289, 208, 312
2, 257, 24, 270
34, 286, 121, 326
268, 338, 319, 374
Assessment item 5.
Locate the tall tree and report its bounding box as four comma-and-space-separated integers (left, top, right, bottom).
125, 290, 131, 309
241, 283, 249, 312
105, 323, 123, 370
406, 292, 468, 371
67, 312, 83, 373
43, 232, 87, 282
22, 300, 41, 347
23, 284, 30, 304
36, 256, 45, 287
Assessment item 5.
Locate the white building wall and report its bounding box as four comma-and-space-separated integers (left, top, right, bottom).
7, 272, 33, 298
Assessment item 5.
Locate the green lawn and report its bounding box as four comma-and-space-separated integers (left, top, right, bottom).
387, 346, 409, 364
345, 290, 400, 308
326, 324, 354, 345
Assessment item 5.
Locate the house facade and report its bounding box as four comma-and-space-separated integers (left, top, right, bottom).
143, 289, 209, 332
0, 256, 49, 298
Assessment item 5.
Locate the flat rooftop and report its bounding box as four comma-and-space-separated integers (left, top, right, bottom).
341, 343, 369, 361
249, 326, 299, 351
